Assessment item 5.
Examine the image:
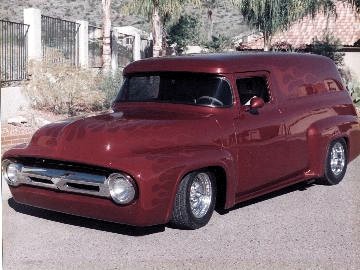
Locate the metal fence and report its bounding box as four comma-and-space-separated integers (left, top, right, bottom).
89, 26, 138, 69
1, 14, 151, 83
141, 38, 152, 59
117, 33, 134, 68
88, 25, 103, 68
41, 15, 80, 66
0, 20, 29, 82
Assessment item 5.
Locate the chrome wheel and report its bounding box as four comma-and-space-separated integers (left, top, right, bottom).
189, 172, 212, 218
330, 142, 346, 176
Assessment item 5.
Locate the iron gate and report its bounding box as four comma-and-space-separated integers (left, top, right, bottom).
0, 20, 29, 82
88, 25, 103, 68
41, 15, 80, 66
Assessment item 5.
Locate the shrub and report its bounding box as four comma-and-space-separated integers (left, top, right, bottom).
98, 71, 122, 109
271, 41, 296, 52
349, 81, 360, 105
306, 34, 345, 66
167, 15, 201, 55
25, 58, 121, 116
340, 67, 360, 104
203, 35, 231, 53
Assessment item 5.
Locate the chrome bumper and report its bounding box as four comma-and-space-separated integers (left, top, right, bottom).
7, 163, 110, 198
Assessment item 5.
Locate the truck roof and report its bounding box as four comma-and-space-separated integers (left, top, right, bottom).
123, 52, 334, 75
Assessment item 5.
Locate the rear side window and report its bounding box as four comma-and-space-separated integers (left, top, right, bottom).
324, 79, 341, 91
291, 79, 342, 98
236, 77, 270, 105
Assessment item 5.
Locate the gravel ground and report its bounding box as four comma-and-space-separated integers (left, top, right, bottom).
2, 157, 360, 270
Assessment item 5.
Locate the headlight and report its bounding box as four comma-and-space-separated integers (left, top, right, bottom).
2, 160, 22, 186
107, 173, 136, 204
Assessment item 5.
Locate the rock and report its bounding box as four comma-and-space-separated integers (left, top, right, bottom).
7, 116, 28, 126
35, 117, 51, 127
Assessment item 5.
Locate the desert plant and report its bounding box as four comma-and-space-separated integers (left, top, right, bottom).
25, 58, 121, 116
167, 15, 201, 54
306, 34, 345, 66
98, 71, 122, 108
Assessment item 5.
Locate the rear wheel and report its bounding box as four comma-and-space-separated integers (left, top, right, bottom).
170, 170, 216, 229
322, 138, 348, 185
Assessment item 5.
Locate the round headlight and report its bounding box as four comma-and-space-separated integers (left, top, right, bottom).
107, 173, 136, 204
2, 160, 21, 186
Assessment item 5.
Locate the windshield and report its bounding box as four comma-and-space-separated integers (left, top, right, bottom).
115, 73, 233, 107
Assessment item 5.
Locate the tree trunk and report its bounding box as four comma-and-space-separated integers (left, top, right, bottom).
207, 18, 214, 41
102, 0, 112, 72
263, 32, 271, 51
207, 10, 213, 41
152, 4, 163, 57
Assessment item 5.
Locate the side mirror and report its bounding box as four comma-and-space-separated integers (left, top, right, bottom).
247, 97, 265, 115
250, 97, 265, 109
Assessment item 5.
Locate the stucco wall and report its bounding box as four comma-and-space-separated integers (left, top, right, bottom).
344, 51, 360, 79
1, 86, 29, 121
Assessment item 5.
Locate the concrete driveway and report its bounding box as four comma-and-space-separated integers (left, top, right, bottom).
2, 157, 360, 270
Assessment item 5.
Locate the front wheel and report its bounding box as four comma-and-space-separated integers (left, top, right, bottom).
322, 138, 348, 185
170, 170, 216, 229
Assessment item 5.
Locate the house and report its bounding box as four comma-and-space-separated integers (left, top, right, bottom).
236, 1, 360, 79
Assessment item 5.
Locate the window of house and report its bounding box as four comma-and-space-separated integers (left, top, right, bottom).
125, 37, 133, 45
236, 76, 271, 105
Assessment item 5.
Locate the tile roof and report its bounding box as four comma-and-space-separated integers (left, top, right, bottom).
240, 1, 360, 49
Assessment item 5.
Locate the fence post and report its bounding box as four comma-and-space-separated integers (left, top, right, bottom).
111, 30, 118, 72
133, 33, 141, 61
76, 20, 89, 68
24, 8, 42, 61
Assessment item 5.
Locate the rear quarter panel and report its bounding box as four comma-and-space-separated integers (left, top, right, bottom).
270, 56, 360, 177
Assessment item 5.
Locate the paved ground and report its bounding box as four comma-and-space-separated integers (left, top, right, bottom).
2, 157, 360, 270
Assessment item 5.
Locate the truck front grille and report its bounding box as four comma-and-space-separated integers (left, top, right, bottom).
12, 163, 110, 198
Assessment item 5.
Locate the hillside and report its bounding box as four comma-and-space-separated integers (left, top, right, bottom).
0, 0, 250, 40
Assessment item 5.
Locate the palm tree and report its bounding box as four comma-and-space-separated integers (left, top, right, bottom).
345, 0, 360, 12
126, 0, 200, 57
102, 0, 112, 72
203, 0, 218, 41
232, 0, 336, 51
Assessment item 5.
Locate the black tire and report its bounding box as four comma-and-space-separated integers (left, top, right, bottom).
322, 138, 348, 185
170, 170, 216, 230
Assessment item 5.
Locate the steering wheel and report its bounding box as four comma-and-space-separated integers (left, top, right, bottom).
197, 96, 224, 107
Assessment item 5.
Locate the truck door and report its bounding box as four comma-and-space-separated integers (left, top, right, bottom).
233, 71, 291, 194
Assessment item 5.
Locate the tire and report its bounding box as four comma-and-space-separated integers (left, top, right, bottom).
170, 170, 216, 230
322, 138, 348, 185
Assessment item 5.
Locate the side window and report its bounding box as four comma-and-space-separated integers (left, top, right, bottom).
236, 76, 270, 105
324, 79, 341, 92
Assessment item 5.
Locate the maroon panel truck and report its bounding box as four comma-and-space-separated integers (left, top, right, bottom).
2, 53, 360, 229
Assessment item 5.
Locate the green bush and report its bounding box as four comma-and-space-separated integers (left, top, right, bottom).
203, 35, 231, 53
306, 34, 344, 66
340, 68, 360, 104
167, 15, 201, 55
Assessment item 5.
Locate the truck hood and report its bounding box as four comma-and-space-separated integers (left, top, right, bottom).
18, 106, 220, 166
